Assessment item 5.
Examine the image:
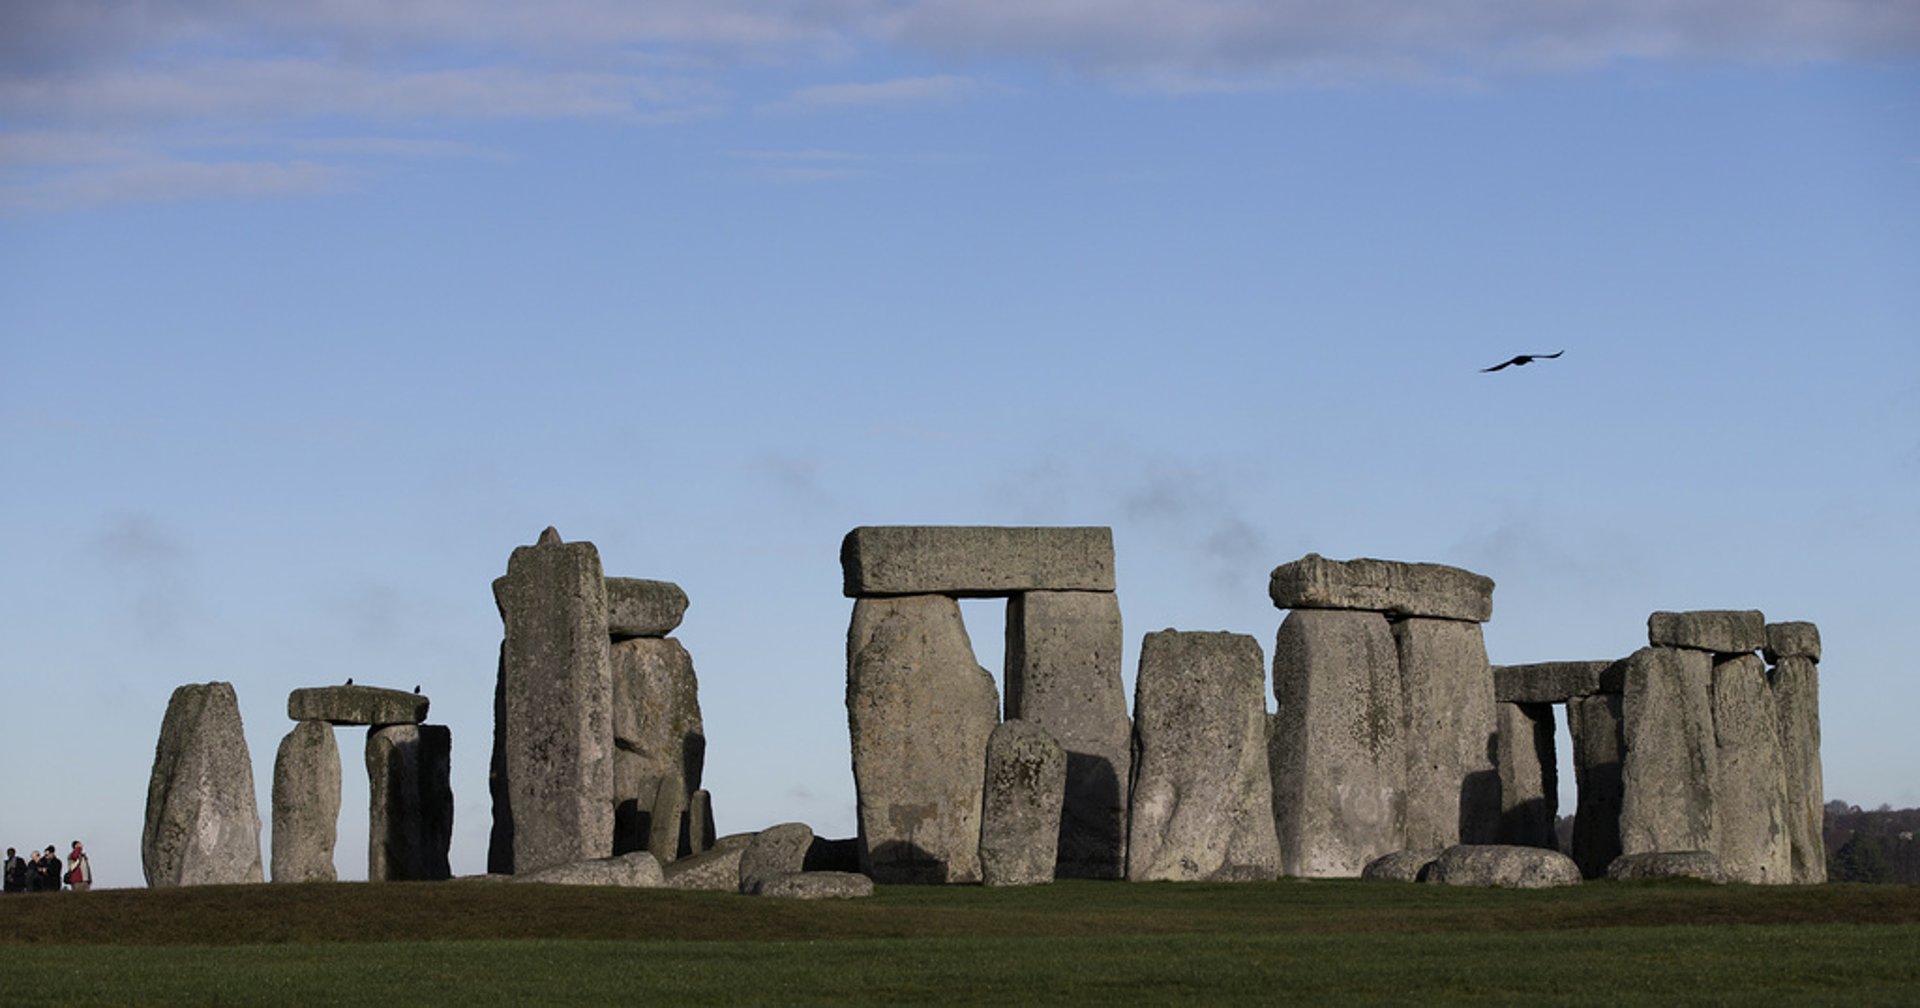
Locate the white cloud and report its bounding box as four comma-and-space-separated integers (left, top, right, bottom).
3, 156, 346, 212
765, 74, 1001, 112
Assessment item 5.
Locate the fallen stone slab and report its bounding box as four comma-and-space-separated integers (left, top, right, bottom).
1423, 845, 1582, 888
662, 834, 754, 891
605, 577, 689, 638
1619, 647, 1719, 855
1710, 654, 1792, 884
1764, 621, 1821, 664
740, 822, 815, 894
1771, 655, 1825, 884
1606, 850, 1726, 883
1647, 610, 1765, 654
514, 850, 664, 887
144, 682, 265, 887
1268, 553, 1493, 623
840, 526, 1115, 597
751, 871, 875, 899
1492, 661, 1624, 704
1361, 849, 1441, 883
1395, 618, 1500, 849
980, 720, 1066, 887
286, 685, 428, 727
271, 720, 339, 883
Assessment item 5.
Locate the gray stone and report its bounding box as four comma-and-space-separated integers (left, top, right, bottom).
1361, 849, 1440, 882
286, 685, 428, 727
1271, 610, 1406, 877
609, 636, 705, 858
1492, 661, 1624, 704
143, 682, 265, 887
366, 724, 453, 882
1394, 618, 1500, 849
1494, 702, 1558, 848
1647, 610, 1765, 654
1619, 646, 1719, 855
688, 789, 716, 854
841, 526, 1115, 597
1268, 553, 1494, 623
605, 577, 688, 638
487, 642, 512, 875
847, 595, 998, 884
1710, 654, 1792, 884
1127, 630, 1279, 882
752, 872, 875, 899
514, 850, 664, 887
1424, 844, 1582, 888
662, 833, 754, 891
271, 720, 339, 883
1771, 655, 1825, 883
493, 528, 615, 874
1004, 590, 1130, 880
1606, 850, 1727, 883
1567, 693, 1625, 879
740, 822, 815, 894
980, 720, 1067, 887
1764, 621, 1821, 664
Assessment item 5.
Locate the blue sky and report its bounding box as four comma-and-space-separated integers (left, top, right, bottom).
3, 2, 1916, 888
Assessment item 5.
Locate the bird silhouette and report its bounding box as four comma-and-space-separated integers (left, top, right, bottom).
412, 685, 421, 694
1482, 351, 1563, 372
344, 677, 354, 686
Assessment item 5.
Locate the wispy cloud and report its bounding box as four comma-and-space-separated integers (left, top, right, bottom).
728, 147, 873, 181
764, 74, 1003, 113
4, 156, 346, 211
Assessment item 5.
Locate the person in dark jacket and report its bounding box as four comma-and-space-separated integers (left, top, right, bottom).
35, 846, 61, 893
3, 848, 25, 892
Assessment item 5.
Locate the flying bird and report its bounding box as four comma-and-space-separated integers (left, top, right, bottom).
1482, 351, 1563, 372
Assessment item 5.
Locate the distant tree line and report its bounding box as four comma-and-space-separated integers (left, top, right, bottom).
1542, 801, 1918, 884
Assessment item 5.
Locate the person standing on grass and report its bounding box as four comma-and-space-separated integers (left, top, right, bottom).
3, 848, 25, 892
25, 848, 44, 891
66, 841, 90, 891
36, 846, 60, 893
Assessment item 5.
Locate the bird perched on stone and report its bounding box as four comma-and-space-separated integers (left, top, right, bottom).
1481, 351, 1563, 372
413, 685, 421, 694
345, 677, 354, 686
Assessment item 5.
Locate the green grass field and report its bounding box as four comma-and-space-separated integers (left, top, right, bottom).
4, 879, 1918, 1005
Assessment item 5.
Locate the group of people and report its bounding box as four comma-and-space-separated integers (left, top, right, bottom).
3, 841, 90, 893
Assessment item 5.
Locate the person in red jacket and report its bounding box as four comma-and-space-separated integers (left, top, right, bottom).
66, 841, 91, 892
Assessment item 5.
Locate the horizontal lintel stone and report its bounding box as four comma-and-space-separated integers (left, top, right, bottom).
606, 577, 688, 638
1268, 553, 1493, 622
1763, 621, 1821, 664
286, 685, 428, 726
1492, 660, 1624, 704
1647, 610, 1765, 654
841, 526, 1115, 597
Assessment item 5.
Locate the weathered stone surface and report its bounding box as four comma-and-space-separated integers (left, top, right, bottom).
740, 823, 815, 894
366, 724, 454, 882
605, 577, 688, 638
688, 789, 715, 854
271, 720, 339, 883
1492, 661, 1623, 704
662, 833, 754, 891
980, 720, 1067, 887
1764, 621, 1821, 664
144, 682, 265, 887
1619, 647, 1719, 855
1424, 844, 1582, 888
1647, 610, 1765, 654
847, 595, 998, 883
1394, 618, 1500, 849
493, 528, 614, 874
1711, 654, 1792, 884
1606, 850, 1726, 883
1128, 631, 1279, 882
1771, 655, 1825, 883
1271, 610, 1406, 877
1362, 849, 1440, 882
287, 685, 428, 727
841, 526, 1115, 597
753, 872, 875, 899
1495, 702, 1558, 848
1268, 553, 1494, 623
1567, 693, 1625, 879
1005, 590, 1130, 880
514, 850, 664, 887
609, 636, 705, 858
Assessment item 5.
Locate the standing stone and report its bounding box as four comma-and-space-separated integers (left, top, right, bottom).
271, 720, 339, 883
1393, 618, 1500, 848
143, 682, 265, 887
847, 595, 999, 883
1619, 646, 1719, 855
609, 636, 705, 858
1494, 702, 1558, 849
1566, 692, 1625, 879
688, 789, 716, 855
493, 528, 615, 874
1711, 654, 1792, 884
1005, 590, 1130, 879
980, 720, 1067, 887
1772, 653, 1825, 883
1128, 631, 1279, 882
367, 724, 453, 882
1269, 553, 1494, 622
648, 775, 686, 861
841, 526, 1115, 596
1271, 610, 1405, 877
486, 643, 512, 874
1647, 610, 1766, 654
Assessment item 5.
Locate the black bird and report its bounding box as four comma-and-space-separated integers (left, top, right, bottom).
1482, 351, 1563, 372
345, 677, 354, 686
413, 685, 421, 694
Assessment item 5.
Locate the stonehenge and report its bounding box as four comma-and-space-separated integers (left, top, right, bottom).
144, 682, 265, 887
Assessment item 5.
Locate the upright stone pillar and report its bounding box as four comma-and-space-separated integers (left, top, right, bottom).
1494, 702, 1558, 848
1619, 645, 1719, 854
979, 720, 1067, 887
1711, 654, 1792, 884
272, 720, 339, 883
1127, 630, 1279, 881
492, 527, 615, 874
143, 682, 265, 887
847, 595, 999, 883
1393, 618, 1500, 848
1566, 692, 1624, 878
367, 724, 453, 882
610, 636, 705, 859
1005, 590, 1130, 879
1767, 620, 1825, 883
